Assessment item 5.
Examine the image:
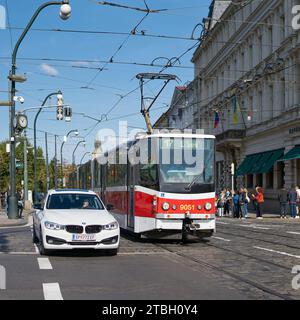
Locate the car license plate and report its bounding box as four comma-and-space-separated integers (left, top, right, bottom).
72, 234, 96, 241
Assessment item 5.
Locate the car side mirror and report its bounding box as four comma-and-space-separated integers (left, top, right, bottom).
33, 203, 43, 210
106, 204, 114, 211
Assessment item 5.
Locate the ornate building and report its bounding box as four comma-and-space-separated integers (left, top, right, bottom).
190, 0, 300, 212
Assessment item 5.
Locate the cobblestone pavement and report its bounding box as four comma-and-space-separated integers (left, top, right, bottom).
0, 215, 300, 300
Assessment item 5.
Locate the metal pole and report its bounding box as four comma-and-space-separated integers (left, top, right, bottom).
23, 131, 28, 202
8, 1, 67, 217
72, 140, 85, 165
60, 141, 65, 188
54, 135, 58, 189
45, 132, 49, 192
33, 91, 61, 204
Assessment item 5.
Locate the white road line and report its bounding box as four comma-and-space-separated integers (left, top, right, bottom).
43, 283, 63, 300
0, 252, 38, 255
38, 258, 53, 270
237, 224, 270, 230
254, 246, 300, 259
216, 221, 229, 225
287, 231, 300, 235
212, 236, 231, 242
118, 252, 171, 255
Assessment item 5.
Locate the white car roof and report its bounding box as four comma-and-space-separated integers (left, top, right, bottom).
47, 189, 96, 196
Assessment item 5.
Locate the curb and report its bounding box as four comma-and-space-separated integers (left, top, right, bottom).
0, 211, 33, 228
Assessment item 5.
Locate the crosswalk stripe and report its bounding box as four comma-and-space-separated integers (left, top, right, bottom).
43, 283, 63, 300
38, 258, 53, 270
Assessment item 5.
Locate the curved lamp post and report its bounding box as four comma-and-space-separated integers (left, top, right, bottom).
8, 0, 71, 218
72, 140, 86, 165
60, 129, 78, 187
34, 91, 62, 205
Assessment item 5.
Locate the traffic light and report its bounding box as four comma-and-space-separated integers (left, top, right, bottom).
56, 93, 64, 120
64, 106, 72, 122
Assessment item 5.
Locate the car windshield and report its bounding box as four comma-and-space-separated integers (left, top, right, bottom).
46, 194, 104, 210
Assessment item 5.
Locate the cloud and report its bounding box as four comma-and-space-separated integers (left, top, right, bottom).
40, 63, 59, 76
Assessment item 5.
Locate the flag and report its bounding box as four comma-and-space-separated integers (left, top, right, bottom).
214, 111, 220, 129
232, 95, 240, 125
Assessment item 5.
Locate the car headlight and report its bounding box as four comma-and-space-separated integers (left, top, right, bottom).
204, 202, 212, 211
103, 222, 118, 230
162, 202, 170, 211
44, 221, 65, 230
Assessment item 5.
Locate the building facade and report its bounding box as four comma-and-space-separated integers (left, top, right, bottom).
191, 0, 300, 212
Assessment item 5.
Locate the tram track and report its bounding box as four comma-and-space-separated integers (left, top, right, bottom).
154, 241, 295, 301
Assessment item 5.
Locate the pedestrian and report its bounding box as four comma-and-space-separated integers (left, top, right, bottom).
243, 188, 250, 219
288, 185, 298, 219
253, 186, 264, 219
224, 189, 232, 216
238, 187, 246, 219
232, 191, 240, 218
295, 186, 300, 219
17, 190, 24, 219
278, 188, 288, 219
217, 191, 225, 217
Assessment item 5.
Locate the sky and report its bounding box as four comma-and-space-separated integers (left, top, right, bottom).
0, 0, 211, 164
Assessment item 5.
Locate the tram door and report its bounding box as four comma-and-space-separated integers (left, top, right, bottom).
127, 163, 135, 229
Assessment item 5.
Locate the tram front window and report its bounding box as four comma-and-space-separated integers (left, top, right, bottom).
158, 138, 215, 194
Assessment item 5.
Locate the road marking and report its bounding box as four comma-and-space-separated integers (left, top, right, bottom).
0, 252, 38, 255
38, 258, 52, 270
287, 231, 300, 235
216, 221, 229, 225
118, 252, 170, 255
254, 246, 300, 259
212, 236, 231, 242
237, 224, 270, 230
43, 283, 63, 300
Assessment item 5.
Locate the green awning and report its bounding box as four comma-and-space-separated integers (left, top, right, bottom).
236, 149, 284, 176
257, 149, 284, 173
278, 146, 300, 162
236, 154, 261, 176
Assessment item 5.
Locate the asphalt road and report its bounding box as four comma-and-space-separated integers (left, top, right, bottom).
0, 216, 300, 300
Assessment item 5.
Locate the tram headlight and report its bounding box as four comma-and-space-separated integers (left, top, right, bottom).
197, 205, 202, 210
172, 204, 177, 210
204, 202, 212, 211
162, 202, 170, 211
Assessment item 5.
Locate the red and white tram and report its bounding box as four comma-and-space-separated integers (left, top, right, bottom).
70, 131, 216, 239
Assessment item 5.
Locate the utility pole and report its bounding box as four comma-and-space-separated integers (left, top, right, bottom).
45, 132, 49, 192
23, 131, 28, 202
54, 134, 58, 189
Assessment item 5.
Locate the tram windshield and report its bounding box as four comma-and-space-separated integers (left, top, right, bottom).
158, 137, 215, 193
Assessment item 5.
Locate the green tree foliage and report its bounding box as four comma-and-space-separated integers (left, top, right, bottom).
0, 138, 47, 193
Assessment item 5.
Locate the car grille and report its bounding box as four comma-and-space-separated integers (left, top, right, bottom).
85, 225, 102, 234
65, 225, 83, 234
68, 242, 101, 246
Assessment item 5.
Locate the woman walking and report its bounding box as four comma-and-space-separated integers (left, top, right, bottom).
253, 187, 264, 219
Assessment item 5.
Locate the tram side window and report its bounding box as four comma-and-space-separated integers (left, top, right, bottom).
139, 163, 158, 190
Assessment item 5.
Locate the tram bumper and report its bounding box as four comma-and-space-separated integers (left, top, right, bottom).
155, 214, 215, 233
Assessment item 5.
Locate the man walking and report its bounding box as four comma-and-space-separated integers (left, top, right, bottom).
278, 188, 288, 219
288, 185, 298, 219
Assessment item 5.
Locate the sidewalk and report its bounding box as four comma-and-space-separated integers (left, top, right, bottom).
219, 211, 300, 222
0, 209, 32, 227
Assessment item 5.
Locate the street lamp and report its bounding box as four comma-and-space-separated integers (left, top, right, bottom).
33, 91, 62, 205
77, 152, 91, 188
72, 140, 86, 165
60, 129, 79, 188
8, 0, 71, 219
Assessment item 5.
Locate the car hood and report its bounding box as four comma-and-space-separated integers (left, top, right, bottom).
43, 209, 116, 226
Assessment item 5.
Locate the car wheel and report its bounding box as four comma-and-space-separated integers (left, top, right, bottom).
106, 249, 118, 256
32, 225, 39, 244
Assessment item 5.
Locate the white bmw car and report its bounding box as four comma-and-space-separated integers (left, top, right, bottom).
32, 190, 120, 255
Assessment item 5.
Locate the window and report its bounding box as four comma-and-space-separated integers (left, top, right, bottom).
256, 173, 263, 187
247, 174, 253, 188
47, 194, 104, 210
277, 161, 285, 189
266, 170, 274, 189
